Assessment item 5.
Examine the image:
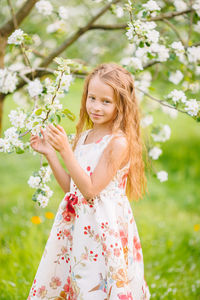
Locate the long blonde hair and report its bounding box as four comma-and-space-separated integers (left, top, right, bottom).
73, 63, 148, 202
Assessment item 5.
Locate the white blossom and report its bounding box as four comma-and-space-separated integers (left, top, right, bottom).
121, 56, 143, 70
193, 0, 200, 17
157, 170, 168, 182
38, 166, 52, 183
134, 71, 152, 101
59, 6, 69, 20
115, 6, 124, 18
42, 184, 53, 198
161, 105, 178, 119
37, 194, 49, 207
49, 99, 63, 112
13, 91, 28, 107
149, 147, 162, 160
142, 0, 161, 11
27, 79, 43, 98
167, 89, 187, 103
7, 29, 24, 45
150, 43, 169, 62
169, 70, 184, 85
187, 46, 200, 63
126, 21, 160, 45
195, 66, 200, 75
0, 68, 18, 94
171, 41, 185, 62
59, 74, 74, 92
46, 20, 66, 34
8, 109, 26, 129
28, 176, 41, 188
194, 21, 200, 33
4, 127, 18, 140
184, 99, 199, 116
174, 0, 187, 11
151, 124, 171, 142
133, 58, 144, 70
35, 0, 53, 16
171, 41, 184, 52
141, 115, 154, 128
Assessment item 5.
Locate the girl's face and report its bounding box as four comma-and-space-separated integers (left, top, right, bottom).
86, 76, 117, 129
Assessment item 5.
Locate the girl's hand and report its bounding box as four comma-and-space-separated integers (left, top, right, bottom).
30, 128, 55, 156
46, 124, 70, 153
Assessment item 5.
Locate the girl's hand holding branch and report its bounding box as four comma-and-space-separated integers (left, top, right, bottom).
46, 124, 70, 154
30, 128, 55, 156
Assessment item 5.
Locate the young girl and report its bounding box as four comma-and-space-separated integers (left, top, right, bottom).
28, 63, 151, 300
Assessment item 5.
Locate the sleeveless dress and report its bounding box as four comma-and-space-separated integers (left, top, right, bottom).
28, 129, 151, 300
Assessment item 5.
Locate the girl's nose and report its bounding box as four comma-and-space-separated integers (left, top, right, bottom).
93, 101, 101, 111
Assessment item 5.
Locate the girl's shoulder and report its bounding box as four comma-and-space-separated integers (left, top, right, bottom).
110, 130, 128, 146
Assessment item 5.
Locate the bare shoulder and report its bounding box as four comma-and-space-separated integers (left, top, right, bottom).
106, 131, 128, 155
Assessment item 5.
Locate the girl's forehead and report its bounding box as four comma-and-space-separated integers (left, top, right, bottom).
88, 76, 114, 97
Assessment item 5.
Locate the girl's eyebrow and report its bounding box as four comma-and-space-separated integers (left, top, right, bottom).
88, 93, 113, 100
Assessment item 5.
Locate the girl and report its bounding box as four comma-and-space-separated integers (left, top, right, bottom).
28, 63, 150, 300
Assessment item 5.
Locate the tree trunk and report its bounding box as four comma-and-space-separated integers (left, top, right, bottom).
0, 93, 6, 136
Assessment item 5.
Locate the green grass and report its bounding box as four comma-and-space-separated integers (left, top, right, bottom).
0, 79, 200, 299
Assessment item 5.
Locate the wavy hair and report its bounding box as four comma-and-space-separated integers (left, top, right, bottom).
72, 62, 148, 202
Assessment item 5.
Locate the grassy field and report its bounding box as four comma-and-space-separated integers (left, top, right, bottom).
0, 78, 200, 299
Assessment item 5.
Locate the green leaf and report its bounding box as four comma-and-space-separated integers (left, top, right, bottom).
139, 41, 144, 48
56, 114, 61, 123
35, 108, 43, 116
62, 109, 76, 121
42, 162, 48, 167
48, 114, 55, 123
32, 193, 37, 202
16, 147, 24, 154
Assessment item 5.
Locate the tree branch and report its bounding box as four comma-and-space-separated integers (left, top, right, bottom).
162, 18, 186, 46
39, 0, 121, 68
88, 7, 194, 31
89, 24, 127, 30
136, 87, 188, 115
0, 0, 39, 37
150, 8, 194, 21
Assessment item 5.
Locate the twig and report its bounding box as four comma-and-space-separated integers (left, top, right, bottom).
136, 87, 188, 114
188, 0, 194, 45
162, 18, 186, 47
7, 0, 34, 80
0, 0, 39, 36
39, 0, 121, 68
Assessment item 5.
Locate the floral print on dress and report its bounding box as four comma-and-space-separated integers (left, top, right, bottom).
27, 129, 151, 300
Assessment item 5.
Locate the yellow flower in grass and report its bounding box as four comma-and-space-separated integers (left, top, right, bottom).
194, 224, 200, 232
45, 212, 54, 219
31, 216, 42, 224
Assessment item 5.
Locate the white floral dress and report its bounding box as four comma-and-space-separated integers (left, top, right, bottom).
28, 129, 151, 300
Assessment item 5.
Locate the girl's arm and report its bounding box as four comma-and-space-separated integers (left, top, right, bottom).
60, 137, 128, 199
45, 151, 71, 194
46, 124, 128, 199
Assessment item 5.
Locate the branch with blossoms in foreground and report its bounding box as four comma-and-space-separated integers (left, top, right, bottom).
0, 57, 82, 207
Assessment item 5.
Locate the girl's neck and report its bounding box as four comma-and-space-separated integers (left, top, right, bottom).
91, 125, 113, 135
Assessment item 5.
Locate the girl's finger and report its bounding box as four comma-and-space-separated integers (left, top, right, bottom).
48, 124, 60, 135
56, 125, 65, 133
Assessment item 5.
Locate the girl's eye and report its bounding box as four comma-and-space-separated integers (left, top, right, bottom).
103, 100, 110, 104
89, 96, 95, 100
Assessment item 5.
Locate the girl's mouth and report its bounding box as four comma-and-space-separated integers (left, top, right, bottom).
91, 113, 103, 117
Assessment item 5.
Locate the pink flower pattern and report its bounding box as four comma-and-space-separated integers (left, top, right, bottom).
27, 130, 150, 300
